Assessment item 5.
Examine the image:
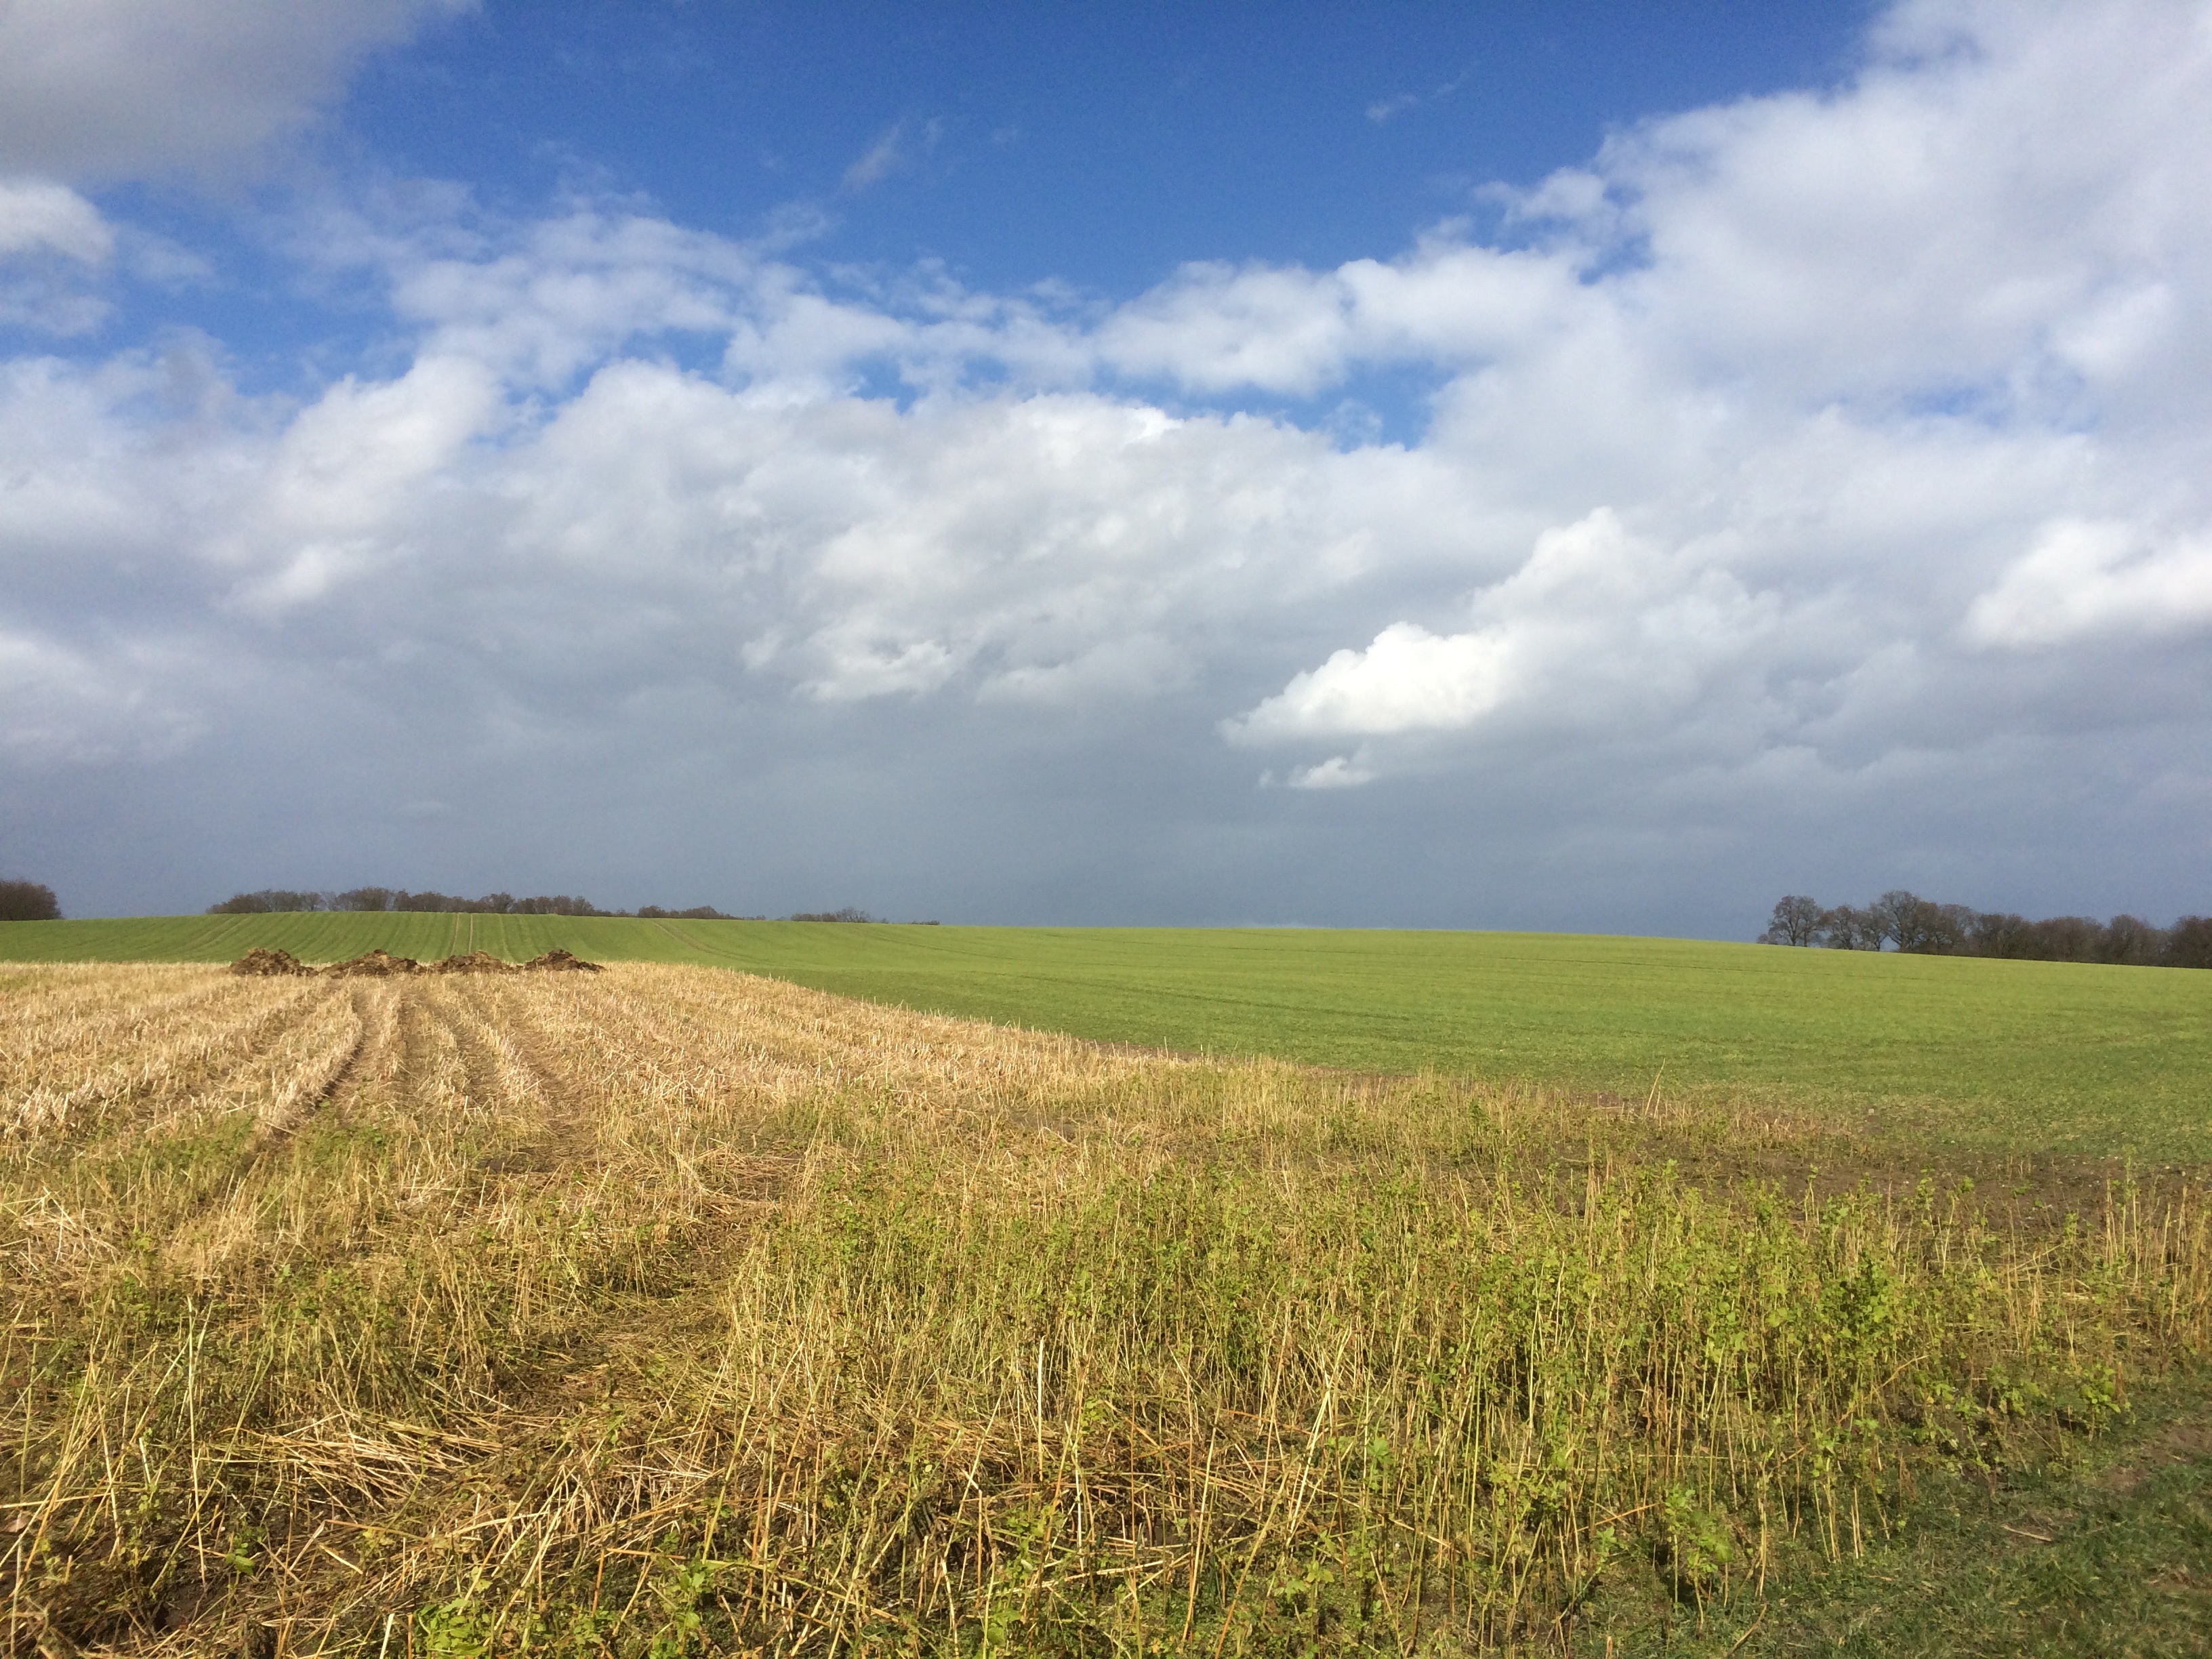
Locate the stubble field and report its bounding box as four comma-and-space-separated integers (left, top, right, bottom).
4, 960, 2208, 1656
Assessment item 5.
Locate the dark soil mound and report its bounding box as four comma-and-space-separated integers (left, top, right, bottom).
323, 949, 421, 977
522, 949, 602, 972
229, 947, 314, 977
428, 951, 518, 975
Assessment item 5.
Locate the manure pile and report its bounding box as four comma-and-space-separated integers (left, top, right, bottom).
228, 945, 600, 976
227, 946, 314, 976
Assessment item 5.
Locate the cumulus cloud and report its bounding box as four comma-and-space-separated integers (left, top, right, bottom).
216, 354, 504, 613
386, 210, 761, 388
1094, 243, 1584, 396
1207, 0, 2212, 801
1964, 519, 2212, 647
1231, 621, 1513, 745
0, 0, 473, 181
1227, 512, 1794, 774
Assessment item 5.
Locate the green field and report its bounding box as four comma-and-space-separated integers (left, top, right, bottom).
7, 912, 2207, 1158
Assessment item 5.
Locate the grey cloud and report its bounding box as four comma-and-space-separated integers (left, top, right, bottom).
0, 0, 473, 182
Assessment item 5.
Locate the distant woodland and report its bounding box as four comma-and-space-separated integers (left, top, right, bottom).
1761, 890, 2211, 967
203, 890, 906, 923
206, 888, 741, 920
0, 880, 61, 921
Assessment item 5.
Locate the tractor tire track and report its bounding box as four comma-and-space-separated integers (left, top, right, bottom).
247, 981, 395, 1151
443, 976, 601, 1175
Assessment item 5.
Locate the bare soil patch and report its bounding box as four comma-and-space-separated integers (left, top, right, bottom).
2097, 1414, 2212, 1500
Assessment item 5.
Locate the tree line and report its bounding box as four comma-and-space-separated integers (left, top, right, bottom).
1760, 890, 2212, 968
207, 888, 742, 920
0, 880, 62, 922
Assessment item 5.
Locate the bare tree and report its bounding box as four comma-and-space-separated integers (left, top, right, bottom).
1967, 910, 2033, 957
2168, 917, 2212, 969
1872, 889, 1962, 954
2025, 916, 2102, 962
2101, 914, 2165, 966
1933, 904, 1978, 952
1820, 904, 1881, 949
1758, 895, 1826, 945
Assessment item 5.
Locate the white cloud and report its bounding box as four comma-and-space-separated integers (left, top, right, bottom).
1366, 73, 1466, 125
493, 369, 1414, 705
1288, 756, 1375, 790
1566, 0, 2212, 416
976, 634, 1187, 707
1090, 0, 2212, 438
214, 354, 504, 613
1099, 263, 1355, 396
843, 125, 908, 190
0, 180, 112, 263
1964, 518, 2212, 647
386, 208, 761, 387
1094, 243, 1586, 396
1228, 512, 1792, 762
841, 119, 941, 191
1231, 621, 1513, 743
0, 180, 115, 333
0, 0, 474, 181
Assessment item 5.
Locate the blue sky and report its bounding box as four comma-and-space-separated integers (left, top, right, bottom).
4, 1, 2210, 931
342, 5, 1870, 288
96, 5, 1875, 405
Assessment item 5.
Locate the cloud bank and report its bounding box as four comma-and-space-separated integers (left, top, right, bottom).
3, 0, 2210, 926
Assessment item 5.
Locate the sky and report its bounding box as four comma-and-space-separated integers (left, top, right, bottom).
3, 1, 2210, 933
